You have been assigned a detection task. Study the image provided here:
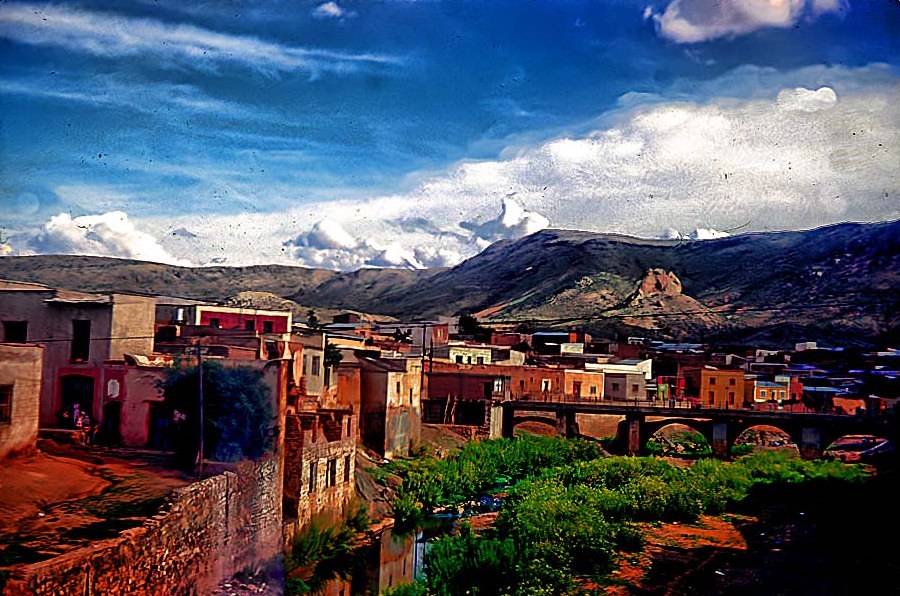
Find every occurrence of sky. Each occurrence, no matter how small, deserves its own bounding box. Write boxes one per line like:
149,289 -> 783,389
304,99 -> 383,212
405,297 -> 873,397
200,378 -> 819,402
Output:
1,0 -> 898,270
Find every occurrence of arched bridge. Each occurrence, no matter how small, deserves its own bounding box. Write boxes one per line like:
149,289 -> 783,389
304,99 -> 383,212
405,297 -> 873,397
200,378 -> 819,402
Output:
499,400 -> 897,459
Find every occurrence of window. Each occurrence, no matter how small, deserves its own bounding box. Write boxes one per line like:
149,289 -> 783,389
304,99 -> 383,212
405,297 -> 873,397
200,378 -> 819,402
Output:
493,378 -> 503,393
729,378 -> 736,386
476,356 -> 484,365
0,385 -> 12,424
455,355 -> 463,364
263,321 -> 273,333
728,391 -> 736,404
589,386 -> 597,395
244,320 -> 255,331
71,320 -> 91,361
328,459 -> 337,487
760,389 -> 767,398
519,380 -> 525,391
708,391 -> 715,404
3,321 -> 27,343
541,379 -> 551,392
308,461 -> 317,493
344,455 -> 351,483
611,382 -> 620,392
779,390 -> 786,400
631,384 -> 639,393
311,356 -> 321,376
409,388 -> 413,404
209,318 -> 220,328
709,377 -> 716,386
396,381 -> 401,396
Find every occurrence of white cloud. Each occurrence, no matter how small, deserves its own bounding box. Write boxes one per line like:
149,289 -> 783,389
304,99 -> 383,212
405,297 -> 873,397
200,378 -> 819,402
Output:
12,67 -> 897,272
461,196 -> 550,242
0,3 -> 400,76
312,2 -> 352,19
663,227 -> 732,240
776,86 -> 838,112
652,0 -> 847,43
29,212 -> 191,266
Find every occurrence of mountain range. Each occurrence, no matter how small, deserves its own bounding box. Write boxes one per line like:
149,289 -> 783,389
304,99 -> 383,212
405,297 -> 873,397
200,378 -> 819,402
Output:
2,219 -> 898,349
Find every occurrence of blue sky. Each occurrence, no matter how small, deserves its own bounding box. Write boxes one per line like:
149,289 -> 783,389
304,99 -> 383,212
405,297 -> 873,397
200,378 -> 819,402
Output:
1,0 -> 898,268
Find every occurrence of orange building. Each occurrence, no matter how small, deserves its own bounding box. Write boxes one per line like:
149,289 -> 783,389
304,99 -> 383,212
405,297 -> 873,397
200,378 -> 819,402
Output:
699,367 -> 747,408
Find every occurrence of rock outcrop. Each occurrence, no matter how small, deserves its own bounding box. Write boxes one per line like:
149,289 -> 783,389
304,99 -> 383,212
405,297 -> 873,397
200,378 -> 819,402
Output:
628,268 -> 683,305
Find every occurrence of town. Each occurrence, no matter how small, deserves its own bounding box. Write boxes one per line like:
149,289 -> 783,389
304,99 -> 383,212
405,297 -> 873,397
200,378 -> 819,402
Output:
1,278 -> 898,594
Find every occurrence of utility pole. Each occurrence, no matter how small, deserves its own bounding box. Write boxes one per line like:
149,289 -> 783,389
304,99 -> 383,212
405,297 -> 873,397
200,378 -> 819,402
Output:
196,340 -> 204,479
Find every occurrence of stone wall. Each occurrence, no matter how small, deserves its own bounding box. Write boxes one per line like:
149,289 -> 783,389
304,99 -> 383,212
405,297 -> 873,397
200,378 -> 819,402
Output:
3,457 -> 283,596
282,411 -> 357,552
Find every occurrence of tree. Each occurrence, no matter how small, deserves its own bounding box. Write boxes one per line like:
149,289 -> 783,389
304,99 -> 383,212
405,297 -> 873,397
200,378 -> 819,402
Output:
324,341 -> 344,368
162,360 -> 275,466
306,309 -> 322,330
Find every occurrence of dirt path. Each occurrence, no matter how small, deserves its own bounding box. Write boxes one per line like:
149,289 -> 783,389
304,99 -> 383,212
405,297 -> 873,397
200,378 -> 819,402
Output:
0,441 -> 193,569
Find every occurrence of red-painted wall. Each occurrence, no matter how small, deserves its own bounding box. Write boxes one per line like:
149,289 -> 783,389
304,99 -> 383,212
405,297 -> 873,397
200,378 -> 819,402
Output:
198,310 -> 289,333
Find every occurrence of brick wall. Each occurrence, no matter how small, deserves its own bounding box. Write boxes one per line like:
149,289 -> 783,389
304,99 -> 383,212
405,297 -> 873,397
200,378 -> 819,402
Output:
3,457 -> 283,596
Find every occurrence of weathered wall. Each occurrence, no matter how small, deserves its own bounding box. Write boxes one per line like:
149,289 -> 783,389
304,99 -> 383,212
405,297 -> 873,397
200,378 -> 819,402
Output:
0,344 -> 44,458
2,457 -> 283,596
109,295 -> 156,360
282,412 -> 357,538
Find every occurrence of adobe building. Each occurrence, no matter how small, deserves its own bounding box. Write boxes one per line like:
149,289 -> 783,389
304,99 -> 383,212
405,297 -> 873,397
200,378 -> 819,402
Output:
0,280 -> 155,431
0,343 -> 44,458
282,409 -> 357,530
356,353 -> 422,459
424,361 -> 511,430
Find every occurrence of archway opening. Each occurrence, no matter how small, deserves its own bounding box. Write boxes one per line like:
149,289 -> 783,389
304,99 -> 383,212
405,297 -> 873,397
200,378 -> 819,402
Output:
823,434 -> 894,464
732,425 -> 798,457
648,423 -> 711,459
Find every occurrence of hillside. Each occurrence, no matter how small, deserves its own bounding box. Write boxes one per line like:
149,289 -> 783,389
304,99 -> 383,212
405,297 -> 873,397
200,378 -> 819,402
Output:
2,220 -> 898,347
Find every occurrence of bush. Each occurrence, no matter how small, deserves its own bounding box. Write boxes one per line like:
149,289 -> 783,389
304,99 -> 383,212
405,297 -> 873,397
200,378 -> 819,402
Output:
162,360 -> 274,464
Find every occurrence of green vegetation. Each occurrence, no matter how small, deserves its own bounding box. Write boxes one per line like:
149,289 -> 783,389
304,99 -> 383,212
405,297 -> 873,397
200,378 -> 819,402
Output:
285,500 -> 370,595
383,436 -> 871,595
162,360 -> 275,465
385,434 -> 603,527
646,430 -> 712,458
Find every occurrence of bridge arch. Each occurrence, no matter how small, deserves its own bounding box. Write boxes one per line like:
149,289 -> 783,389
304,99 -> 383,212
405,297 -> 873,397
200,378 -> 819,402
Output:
512,414 -> 560,434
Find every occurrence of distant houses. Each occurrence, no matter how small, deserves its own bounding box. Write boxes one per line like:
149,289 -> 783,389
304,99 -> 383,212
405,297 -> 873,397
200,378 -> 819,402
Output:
2,277 -> 899,466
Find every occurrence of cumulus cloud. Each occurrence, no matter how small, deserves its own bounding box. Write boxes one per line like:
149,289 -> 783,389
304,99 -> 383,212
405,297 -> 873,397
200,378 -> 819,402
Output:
312,2 -> 353,19
461,196 -> 550,242
776,86 -> 838,112
662,227 -> 732,240
651,0 -> 847,43
284,197 -> 548,270
17,68 -> 895,272
29,212 -> 191,266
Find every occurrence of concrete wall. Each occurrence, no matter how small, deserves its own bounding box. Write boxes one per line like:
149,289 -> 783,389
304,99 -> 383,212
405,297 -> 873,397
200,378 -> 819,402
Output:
0,344 -> 44,458
2,458 -> 283,596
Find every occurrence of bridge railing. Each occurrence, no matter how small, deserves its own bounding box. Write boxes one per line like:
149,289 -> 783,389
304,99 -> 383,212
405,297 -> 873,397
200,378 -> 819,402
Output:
510,394 -> 826,414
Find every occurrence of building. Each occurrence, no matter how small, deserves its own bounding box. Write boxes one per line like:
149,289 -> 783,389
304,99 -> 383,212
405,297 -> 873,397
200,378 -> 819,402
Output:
424,361 -> 511,430
282,409 -> 357,528
0,343 -> 44,457
178,304 -> 292,334
1,280 -> 155,432
357,353 -> 422,459
697,367 -> 747,408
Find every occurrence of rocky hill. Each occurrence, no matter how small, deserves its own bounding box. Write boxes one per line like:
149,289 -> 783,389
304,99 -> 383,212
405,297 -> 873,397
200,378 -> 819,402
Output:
2,219 -> 898,348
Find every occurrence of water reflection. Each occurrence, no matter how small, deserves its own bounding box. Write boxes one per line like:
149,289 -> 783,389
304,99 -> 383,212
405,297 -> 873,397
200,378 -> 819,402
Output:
317,517 -> 452,596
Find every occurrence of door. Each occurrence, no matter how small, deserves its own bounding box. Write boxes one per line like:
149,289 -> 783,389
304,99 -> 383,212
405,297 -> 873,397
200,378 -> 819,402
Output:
572,381 -> 582,402
60,374 -> 94,428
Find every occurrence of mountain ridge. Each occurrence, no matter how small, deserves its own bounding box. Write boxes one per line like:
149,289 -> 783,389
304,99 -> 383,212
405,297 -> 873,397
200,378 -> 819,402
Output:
2,219 -> 898,348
